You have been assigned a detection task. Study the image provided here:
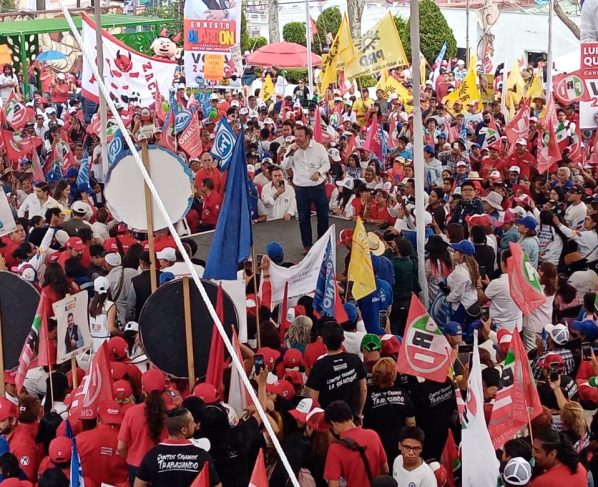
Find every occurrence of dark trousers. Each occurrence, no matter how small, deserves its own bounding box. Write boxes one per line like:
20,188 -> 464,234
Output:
128,465 -> 138,486
295,183 -> 329,249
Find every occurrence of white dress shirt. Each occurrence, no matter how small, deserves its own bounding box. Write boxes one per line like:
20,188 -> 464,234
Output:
17,193 -> 59,218
281,139 -> 330,187
260,181 -> 297,220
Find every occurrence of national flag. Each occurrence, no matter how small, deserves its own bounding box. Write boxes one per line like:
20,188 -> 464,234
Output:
313,239 -> 347,322
364,115 -> 382,160
462,332 -> 500,486
441,430 -> 460,487
568,124 -> 583,163
64,420 -> 85,487
481,117 -> 501,150
70,341 -> 113,414
31,150 -> 45,183
203,129 -> 253,280
536,96 -> 561,174
488,330 -> 542,448
227,326 -> 250,415
278,282 -> 290,345
396,294 -> 452,383
205,285 -> 226,392
261,74 -> 274,102
249,449 -> 268,487
190,462 -> 210,487
507,242 -> 546,315
313,110 -> 323,144
505,101 -> 530,147
433,41 -> 448,68
76,151 -> 91,194
347,217 -> 376,300
210,117 -> 236,171
16,290 -> 50,392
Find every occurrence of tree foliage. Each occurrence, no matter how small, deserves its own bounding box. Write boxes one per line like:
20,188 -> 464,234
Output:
314,7 -> 342,53
143,1 -> 182,36
283,22 -> 307,46
394,0 -> 457,63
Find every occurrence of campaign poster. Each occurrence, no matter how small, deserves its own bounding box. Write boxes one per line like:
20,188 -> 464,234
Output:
183,0 -> 243,88
580,42 -> 598,129
53,291 -> 92,363
0,188 -> 16,238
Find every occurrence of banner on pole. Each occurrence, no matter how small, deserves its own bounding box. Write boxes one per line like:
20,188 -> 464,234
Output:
580,42 -> 598,129
53,291 -> 92,364
0,188 -> 16,238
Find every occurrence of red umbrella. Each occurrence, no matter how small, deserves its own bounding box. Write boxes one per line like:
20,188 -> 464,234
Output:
246,42 -> 322,68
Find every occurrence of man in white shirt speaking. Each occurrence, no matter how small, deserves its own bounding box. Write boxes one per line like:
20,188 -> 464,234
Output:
282,125 -> 330,253
260,165 -> 297,221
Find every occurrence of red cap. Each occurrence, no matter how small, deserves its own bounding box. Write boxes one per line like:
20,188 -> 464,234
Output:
306,408 -> 329,432
116,223 -> 128,234
578,383 -> 598,403
4,370 -> 16,385
266,379 -> 295,400
542,353 -> 565,368
49,436 -> 72,463
338,229 -> 354,247
466,213 -> 493,227
103,238 -> 119,253
284,370 -> 304,386
193,383 -> 219,403
0,398 -> 17,421
107,337 -> 128,361
256,347 -> 281,368
97,400 -> 123,425
66,236 -> 85,251
289,397 -> 318,423
284,349 -> 303,368
142,368 -> 166,393
381,335 -> 401,357
113,379 -> 133,399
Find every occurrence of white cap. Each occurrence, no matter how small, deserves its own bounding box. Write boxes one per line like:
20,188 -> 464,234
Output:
239,107 -> 249,115
388,93 -> 398,101
231,100 -> 240,107
124,321 -> 139,333
328,148 -> 341,162
210,93 -> 220,101
71,200 -> 89,216
503,457 -> 532,486
247,164 -> 255,174
156,247 -> 177,262
544,323 -> 570,345
457,59 -> 465,66
56,73 -> 65,80
105,252 -> 122,267
55,229 -> 69,246
489,170 -> 502,180
94,276 -> 110,294
335,177 -> 354,190
45,107 -> 56,114
509,165 -> 521,173
342,115 -> 353,123
264,117 -> 274,125
344,100 -> 353,107
248,110 -> 259,118
515,137 -> 527,145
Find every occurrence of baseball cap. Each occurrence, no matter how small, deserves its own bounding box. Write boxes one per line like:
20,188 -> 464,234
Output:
571,319 -> 598,341
66,237 -> 85,251
156,247 -> 177,262
4,370 -> 16,386
94,276 -> 110,295
306,407 -> 329,432
516,216 -> 537,231
508,165 -> 521,174
503,457 -> 532,485
541,352 -> 565,368
71,200 -> 88,215
381,334 -> 401,357
266,241 -> 284,265
113,379 -> 132,399
544,323 -> 570,345
444,321 -> 462,336
515,138 -> 527,146
107,336 -> 128,361
105,252 -> 122,267
49,436 -> 72,463
209,93 -> 219,101
142,368 -> 166,394
328,148 -> 342,162
266,379 -> 295,400
256,347 -> 281,368
0,398 -> 17,421
568,184 -> 585,195
338,228 -> 354,247
450,239 -> 475,256
342,302 -> 358,323
424,145 -> 435,154
289,397 -> 318,423
284,370 -> 304,386
336,177 -> 354,191
97,400 -> 123,425
124,321 -> 139,333
361,334 -> 382,352
193,382 -> 219,403
283,349 -> 303,368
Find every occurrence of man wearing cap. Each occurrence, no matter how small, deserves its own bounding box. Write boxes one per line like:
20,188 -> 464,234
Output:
62,201 -> 92,236
38,436 -> 73,478
260,165 -> 296,221
77,400 -> 128,486
532,324 -> 575,380
7,395 -> 43,481
497,138 -> 536,180
17,182 -> 59,219
282,125 -> 330,253
58,236 -> 89,270
135,406 -> 221,487
50,72 -> 69,117
564,184 -> 588,232
105,251 -> 139,327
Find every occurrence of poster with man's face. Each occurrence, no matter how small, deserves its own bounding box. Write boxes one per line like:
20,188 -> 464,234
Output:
53,291 -> 91,363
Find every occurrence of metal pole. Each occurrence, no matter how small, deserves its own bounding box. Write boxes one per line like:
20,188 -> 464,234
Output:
546,0 -> 554,96
305,0 -> 314,98
410,0 -> 428,306
465,0 -> 470,67
94,1 -> 109,177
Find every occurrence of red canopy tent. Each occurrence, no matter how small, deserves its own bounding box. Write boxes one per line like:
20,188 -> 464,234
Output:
246,42 -> 322,68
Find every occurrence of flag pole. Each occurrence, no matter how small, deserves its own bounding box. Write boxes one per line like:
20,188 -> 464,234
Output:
94,1 -> 109,178
546,0 -> 554,93
252,248 -> 262,348
140,140 -> 158,293
70,356 -> 78,389
183,277 -> 196,392
410,0 -> 429,306
305,0 -> 314,98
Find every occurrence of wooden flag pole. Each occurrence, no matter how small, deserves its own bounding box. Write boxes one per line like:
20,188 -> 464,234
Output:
183,277 -> 196,392
140,140 -> 158,294
251,248 -> 261,349
70,356 -> 78,389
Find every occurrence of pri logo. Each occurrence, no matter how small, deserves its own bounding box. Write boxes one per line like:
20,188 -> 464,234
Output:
404,313 -> 451,375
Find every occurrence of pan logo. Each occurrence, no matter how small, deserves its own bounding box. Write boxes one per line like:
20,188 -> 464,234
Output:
214,128 -> 234,161
108,134 -> 124,167
175,111 -> 192,134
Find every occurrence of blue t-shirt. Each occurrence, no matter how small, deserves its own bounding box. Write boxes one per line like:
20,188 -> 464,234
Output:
358,278 -> 393,334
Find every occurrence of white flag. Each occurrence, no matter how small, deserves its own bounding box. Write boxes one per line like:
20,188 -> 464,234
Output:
0,188 -> 16,238
462,331 -> 500,487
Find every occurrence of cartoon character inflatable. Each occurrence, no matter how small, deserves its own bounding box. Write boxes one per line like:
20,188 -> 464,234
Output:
151,29 -> 181,61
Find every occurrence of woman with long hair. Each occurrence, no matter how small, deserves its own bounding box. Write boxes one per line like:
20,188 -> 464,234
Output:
522,261 -> 558,351
52,180 -> 71,211
89,276 -> 121,352
345,153 -> 361,179
329,179 -> 356,218
285,316 -> 313,353
445,240 -> 480,323
425,235 -> 453,304
561,401 -> 590,453
117,369 -> 168,485
42,262 -> 77,302
538,210 -> 566,266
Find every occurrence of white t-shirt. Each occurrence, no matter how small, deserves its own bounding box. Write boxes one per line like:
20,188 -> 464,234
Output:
484,274 -> 523,332
564,202 -> 588,231
0,73 -> 17,102
392,456 -> 438,486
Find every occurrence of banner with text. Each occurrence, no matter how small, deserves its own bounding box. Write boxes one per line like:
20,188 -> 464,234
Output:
183,0 -> 242,88
580,42 -> 598,129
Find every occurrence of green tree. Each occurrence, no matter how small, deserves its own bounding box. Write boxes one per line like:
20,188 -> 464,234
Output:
394,0 -> 456,63
283,22 -> 307,46
143,1 -> 182,35
314,7 -> 342,53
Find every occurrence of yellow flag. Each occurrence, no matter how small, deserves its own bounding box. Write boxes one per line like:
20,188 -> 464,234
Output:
347,217 -> 376,300
526,73 -> 543,100
507,60 -> 525,107
376,70 -> 413,113
261,74 -> 274,101
419,51 -> 427,84
344,11 -> 409,79
320,14 -> 353,93
442,58 -> 481,110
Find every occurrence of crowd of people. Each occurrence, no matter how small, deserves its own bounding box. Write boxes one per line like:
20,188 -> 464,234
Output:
0,43 -> 597,487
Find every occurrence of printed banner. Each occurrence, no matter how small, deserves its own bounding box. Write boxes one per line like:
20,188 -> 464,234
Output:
52,291 -> 92,363
80,14 -> 176,107
580,42 -> 598,128
184,0 -> 242,88
0,187 -> 16,238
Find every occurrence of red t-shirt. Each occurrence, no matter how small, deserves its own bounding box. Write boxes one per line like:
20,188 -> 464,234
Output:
0,236 -> 21,270
77,424 -> 128,486
194,168 -> 223,194
324,427 -> 388,487
9,422 -> 42,481
201,191 -> 222,228
51,82 -> 69,103
530,463 -> 587,486
369,204 -> 395,225
303,338 -> 327,372
37,456 -> 70,479
117,403 -> 167,467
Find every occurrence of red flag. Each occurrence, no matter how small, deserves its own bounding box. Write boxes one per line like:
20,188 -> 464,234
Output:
249,449 -> 268,487
488,330 -> 542,448
227,326 -> 250,414
2,131 -> 23,164
278,282 -> 290,345
37,294 -> 55,367
364,116 -> 382,160
568,124 -> 583,163
440,430 -> 460,487
154,88 -> 165,124
205,286 -> 226,391
507,242 -> 546,315
396,294 -> 452,383
343,133 -> 355,159
333,279 -> 349,323
505,101 -> 530,147
387,117 -> 398,149
4,93 -> 34,130
448,125 -> 460,143
190,462 -> 210,487
536,97 -> 561,174
70,341 -> 113,414
31,150 -> 45,182
158,117 -> 177,153
309,16 -> 318,42
313,110 -> 323,144
179,111 -> 203,158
